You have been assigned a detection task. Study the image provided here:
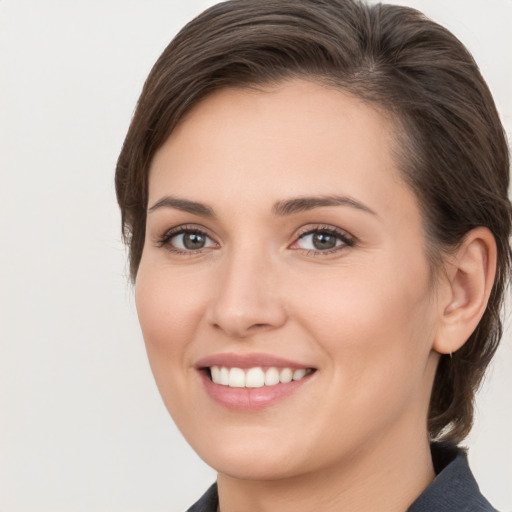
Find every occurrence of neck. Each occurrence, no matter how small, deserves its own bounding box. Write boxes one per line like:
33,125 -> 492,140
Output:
217,431 -> 435,512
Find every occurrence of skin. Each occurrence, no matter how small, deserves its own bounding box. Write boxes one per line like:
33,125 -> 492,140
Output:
135,80 -> 496,512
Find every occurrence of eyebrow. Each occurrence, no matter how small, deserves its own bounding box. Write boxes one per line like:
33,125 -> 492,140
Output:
148,196 -> 215,217
272,195 -> 376,216
147,194 -> 376,218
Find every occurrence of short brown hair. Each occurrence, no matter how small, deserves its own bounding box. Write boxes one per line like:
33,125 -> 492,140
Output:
116,0 -> 511,443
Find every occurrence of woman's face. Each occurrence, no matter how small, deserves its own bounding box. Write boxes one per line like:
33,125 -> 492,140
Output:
136,80 -> 442,480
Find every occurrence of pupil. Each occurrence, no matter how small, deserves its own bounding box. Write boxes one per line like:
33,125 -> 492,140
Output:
184,232 -> 205,249
313,232 -> 336,250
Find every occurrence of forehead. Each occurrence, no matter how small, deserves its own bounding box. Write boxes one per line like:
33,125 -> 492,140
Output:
148,79 -> 413,219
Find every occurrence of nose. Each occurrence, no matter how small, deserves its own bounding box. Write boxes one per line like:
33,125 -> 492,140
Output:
207,247 -> 287,339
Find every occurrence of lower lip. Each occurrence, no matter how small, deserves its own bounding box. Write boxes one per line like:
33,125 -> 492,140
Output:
199,371 -> 313,411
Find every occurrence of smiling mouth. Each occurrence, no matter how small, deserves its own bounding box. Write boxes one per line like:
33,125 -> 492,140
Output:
206,366 -> 315,388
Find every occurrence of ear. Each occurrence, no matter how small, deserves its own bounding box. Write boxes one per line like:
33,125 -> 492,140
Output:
433,227 -> 497,355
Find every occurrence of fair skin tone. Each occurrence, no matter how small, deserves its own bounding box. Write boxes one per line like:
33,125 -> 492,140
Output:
135,80 -> 496,512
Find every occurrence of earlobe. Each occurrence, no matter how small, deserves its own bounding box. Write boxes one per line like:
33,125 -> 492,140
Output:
433,227 -> 497,355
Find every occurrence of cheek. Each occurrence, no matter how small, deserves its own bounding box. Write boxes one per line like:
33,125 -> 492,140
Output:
135,261 -> 204,345
289,254 -> 436,401
134,264 -> 207,397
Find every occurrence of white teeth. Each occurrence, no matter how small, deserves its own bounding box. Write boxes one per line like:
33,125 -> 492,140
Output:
228,367 -> 245,388
293,369 -> 307,381
209,366 -> 311,388
211,366 -> 221,383
245,367 -> 265,388
264,367 -> 280,386
279,368 -> 293,383
219,367 -> 230,385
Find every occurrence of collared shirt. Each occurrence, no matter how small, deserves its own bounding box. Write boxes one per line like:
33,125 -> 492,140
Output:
186,443 -> 498,512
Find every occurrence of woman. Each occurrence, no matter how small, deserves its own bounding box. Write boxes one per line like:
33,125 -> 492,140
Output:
116,1 -> 510,510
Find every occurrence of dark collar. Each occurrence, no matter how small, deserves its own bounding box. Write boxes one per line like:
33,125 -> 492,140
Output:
187,443 -> 497,512
186,482 -> 218,512
407,443 -> 497,511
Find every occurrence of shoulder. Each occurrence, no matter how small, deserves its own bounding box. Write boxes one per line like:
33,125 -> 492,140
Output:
408,443 -> 499,512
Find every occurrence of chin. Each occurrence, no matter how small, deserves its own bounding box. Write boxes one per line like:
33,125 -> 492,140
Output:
203,449 -> 302,481
183,423 -> 311,481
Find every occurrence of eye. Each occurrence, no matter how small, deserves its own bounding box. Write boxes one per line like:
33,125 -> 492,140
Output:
291,226 -> 355,253
157,226 -> 218,253
172,231 -> 215,250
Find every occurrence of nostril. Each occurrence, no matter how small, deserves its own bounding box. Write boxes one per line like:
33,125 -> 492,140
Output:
207,292 -> 288,338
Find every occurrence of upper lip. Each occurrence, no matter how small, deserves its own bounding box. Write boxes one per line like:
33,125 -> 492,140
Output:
195,352 -> 315,370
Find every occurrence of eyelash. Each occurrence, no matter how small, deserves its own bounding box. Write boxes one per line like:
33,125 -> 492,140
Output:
156,224 -> 356,256
156,225 -> 218,255
293,225 -> 355,255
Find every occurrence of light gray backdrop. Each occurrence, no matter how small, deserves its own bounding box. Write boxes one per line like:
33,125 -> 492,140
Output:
0,1 -> 510,511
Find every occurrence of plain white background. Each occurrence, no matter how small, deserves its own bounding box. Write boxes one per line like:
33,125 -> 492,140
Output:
0,1 -> 510,511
